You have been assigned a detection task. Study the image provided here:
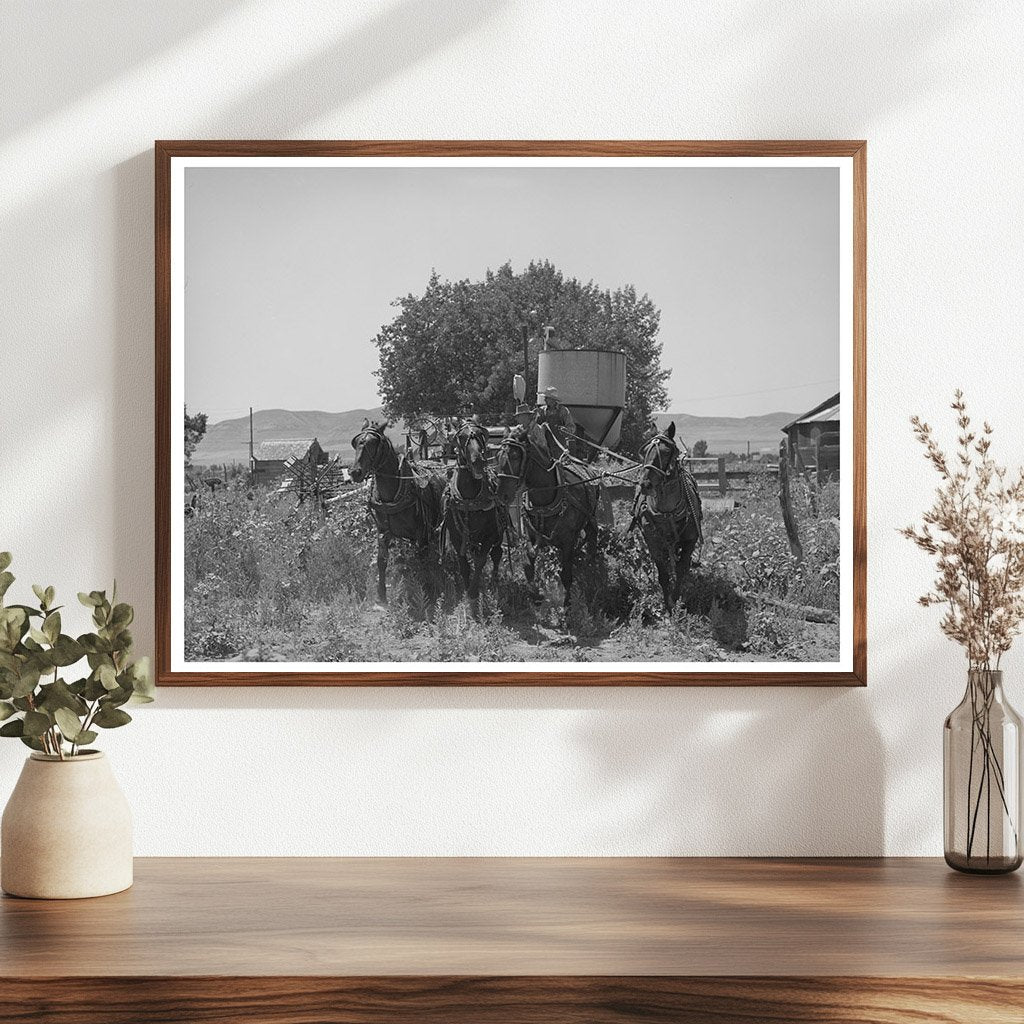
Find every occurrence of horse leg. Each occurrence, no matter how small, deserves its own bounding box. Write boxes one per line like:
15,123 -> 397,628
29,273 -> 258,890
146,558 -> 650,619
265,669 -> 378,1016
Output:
489,541 -> 503,589
584,516 -> 598,560
375,534 -> 391,608
645,527 -> 675,613
468,548 -> 489,620
673,526 -> 698,606
560,541 -> 575,608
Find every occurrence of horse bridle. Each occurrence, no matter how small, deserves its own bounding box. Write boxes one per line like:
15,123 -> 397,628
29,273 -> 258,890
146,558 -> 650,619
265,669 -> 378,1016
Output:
455,422 -> 489,469
353,425 -> 393,477
640,433 -> 681,482
496,430 -> 555,486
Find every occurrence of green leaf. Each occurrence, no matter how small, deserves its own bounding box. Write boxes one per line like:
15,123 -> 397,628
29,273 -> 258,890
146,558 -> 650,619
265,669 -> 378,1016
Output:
0,552 -> 11,573
6,604 -> 42,618
105,684 -> 133,708
28,627 -> 49,647
110,603 -> 133,629
32,584 -> 47,608
0,701 -> 16,721
42,611 -> 60,644
83,675 -> 108,701
127,657 -> 154,699
74,730 -> 98,747
49,635 -> 85,668
19,734 -> 45,752
11,666 -> 41,699
0,719 -> 24,737
78,633 -> 112,655
44,586 -> 55,608
36,678 -> 88,716
78,592 -> 100,608
0,606 -> 26,651
22,710 -> 51,738
0,572 -> 14,601
93,705 -> 131,729
53,707 -> 85,742
98,663 -> 118,690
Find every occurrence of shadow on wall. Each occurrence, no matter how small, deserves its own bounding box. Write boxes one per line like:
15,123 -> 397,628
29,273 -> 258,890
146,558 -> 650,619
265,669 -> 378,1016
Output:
573,687 -> 884,855
0,1 -> 243,138
147,681 -> 885,856
101,0 -> 508,659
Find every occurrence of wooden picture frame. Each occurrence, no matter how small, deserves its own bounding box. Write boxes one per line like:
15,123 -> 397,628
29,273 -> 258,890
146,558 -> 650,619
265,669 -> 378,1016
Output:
156,140 -> 866,686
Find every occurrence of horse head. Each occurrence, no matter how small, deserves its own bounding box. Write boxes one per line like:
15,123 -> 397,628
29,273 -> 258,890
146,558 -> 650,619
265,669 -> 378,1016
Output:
495,423 -> 552,504
639,420 -> 680,496
456,420 -> 489,481
349,420 -> 392,483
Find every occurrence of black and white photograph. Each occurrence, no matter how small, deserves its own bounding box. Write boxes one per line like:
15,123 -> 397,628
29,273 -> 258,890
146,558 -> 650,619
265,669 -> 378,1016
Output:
163,147 -> 860,681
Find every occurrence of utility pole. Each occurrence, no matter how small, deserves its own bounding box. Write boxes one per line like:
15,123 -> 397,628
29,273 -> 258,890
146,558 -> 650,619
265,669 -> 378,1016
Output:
249,407 -> 254,482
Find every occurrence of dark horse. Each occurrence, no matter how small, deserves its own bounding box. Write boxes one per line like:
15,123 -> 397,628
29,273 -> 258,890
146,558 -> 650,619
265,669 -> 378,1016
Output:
440,421 -> 506,617
350,421 -> 443,607
494,421 -> 600,606
633,421 -> 703,612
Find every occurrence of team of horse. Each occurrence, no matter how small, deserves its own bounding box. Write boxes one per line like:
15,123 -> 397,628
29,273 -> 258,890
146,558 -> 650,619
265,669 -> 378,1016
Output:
350,415 -> 703,615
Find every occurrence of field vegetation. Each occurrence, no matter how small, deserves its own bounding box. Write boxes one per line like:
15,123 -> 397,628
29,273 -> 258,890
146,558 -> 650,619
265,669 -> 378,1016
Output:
183,468 -> 840,665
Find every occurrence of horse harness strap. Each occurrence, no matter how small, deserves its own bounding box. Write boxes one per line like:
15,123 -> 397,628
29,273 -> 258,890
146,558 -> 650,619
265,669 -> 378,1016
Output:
444,474 -> 497,513
368,459 -> 433,546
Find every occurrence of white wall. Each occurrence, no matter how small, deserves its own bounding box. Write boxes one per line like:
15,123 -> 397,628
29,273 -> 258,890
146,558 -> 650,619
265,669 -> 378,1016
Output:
2,0 -> 1022,855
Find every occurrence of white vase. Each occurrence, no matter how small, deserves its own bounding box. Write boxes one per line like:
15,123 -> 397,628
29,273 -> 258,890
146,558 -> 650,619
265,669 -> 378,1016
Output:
1,751 -> 133,899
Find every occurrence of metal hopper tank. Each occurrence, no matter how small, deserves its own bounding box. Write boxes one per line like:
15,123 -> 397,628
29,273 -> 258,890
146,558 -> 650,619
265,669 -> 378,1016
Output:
536,348 -> 627,449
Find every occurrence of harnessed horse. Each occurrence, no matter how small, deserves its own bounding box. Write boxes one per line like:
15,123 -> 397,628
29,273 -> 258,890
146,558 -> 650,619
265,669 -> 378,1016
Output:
440,421 -> 506,617
350,421 -> 442,607
632,421 -> 703,612
494,422 -> 600,606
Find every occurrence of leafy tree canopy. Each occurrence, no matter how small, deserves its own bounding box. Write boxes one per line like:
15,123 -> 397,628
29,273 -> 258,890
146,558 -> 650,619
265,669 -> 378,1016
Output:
373,261 -> 669,455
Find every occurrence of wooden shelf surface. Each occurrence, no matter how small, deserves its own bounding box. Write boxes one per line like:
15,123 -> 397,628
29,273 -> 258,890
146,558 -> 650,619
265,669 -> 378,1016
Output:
2,857 -> 1022,1022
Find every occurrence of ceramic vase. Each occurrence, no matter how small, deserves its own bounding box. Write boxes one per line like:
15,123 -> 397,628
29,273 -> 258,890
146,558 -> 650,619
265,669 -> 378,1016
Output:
1,751 -> 133,898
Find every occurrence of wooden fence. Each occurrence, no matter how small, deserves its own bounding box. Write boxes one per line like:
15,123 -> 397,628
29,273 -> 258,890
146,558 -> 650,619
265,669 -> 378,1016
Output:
686,457 -> 777,495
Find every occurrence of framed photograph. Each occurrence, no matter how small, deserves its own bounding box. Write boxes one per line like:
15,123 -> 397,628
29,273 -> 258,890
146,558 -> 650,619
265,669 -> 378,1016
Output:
156,141 -> 865,686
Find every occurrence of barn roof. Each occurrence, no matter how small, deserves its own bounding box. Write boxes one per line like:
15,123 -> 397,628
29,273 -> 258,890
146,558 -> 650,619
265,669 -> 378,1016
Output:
253,438 -> 319,462
783,393 -> 840,432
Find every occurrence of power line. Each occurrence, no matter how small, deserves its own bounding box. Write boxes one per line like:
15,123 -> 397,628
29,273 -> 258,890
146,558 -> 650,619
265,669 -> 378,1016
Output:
672,377 -> 839,404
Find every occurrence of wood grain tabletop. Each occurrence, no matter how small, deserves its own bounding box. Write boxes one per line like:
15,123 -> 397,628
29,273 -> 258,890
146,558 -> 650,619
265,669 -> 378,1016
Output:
2,857 -> 1022,1022
1,856 -> 1021,976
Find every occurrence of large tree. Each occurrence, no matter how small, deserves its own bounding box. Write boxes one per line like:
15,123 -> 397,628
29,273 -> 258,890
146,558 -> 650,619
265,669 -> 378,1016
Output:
373,261 -> 669,454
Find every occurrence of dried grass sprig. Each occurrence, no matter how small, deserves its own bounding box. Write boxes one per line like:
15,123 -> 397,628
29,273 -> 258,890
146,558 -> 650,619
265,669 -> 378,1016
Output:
903,390 -> 1024,670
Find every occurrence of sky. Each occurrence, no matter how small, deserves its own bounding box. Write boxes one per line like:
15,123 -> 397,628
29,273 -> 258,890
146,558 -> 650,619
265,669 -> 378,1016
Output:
184,164 -> 839,423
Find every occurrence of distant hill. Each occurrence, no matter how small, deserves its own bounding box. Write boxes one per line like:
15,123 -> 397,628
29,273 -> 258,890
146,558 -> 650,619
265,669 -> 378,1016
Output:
191,408 -> 402,466
653,411 -> 795,455
192,407 -> 796,465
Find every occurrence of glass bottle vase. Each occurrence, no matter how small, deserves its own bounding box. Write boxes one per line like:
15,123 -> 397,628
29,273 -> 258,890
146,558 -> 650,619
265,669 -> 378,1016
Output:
944,669 -> 1022,873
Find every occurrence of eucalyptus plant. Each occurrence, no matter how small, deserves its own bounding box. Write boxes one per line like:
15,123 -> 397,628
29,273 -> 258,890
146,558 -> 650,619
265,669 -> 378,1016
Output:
0,552 -> 153,759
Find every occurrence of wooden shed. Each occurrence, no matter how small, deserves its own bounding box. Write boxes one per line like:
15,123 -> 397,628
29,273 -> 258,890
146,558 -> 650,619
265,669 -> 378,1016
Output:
250,438 -> 327,487
781,393 -> 840,485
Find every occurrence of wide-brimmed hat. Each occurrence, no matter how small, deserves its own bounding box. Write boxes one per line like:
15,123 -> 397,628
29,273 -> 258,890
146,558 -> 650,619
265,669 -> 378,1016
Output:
542,386 -> 559,401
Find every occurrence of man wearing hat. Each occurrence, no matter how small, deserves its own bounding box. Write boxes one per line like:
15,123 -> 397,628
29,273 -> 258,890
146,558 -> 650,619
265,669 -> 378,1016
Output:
538,386 -> 575,451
